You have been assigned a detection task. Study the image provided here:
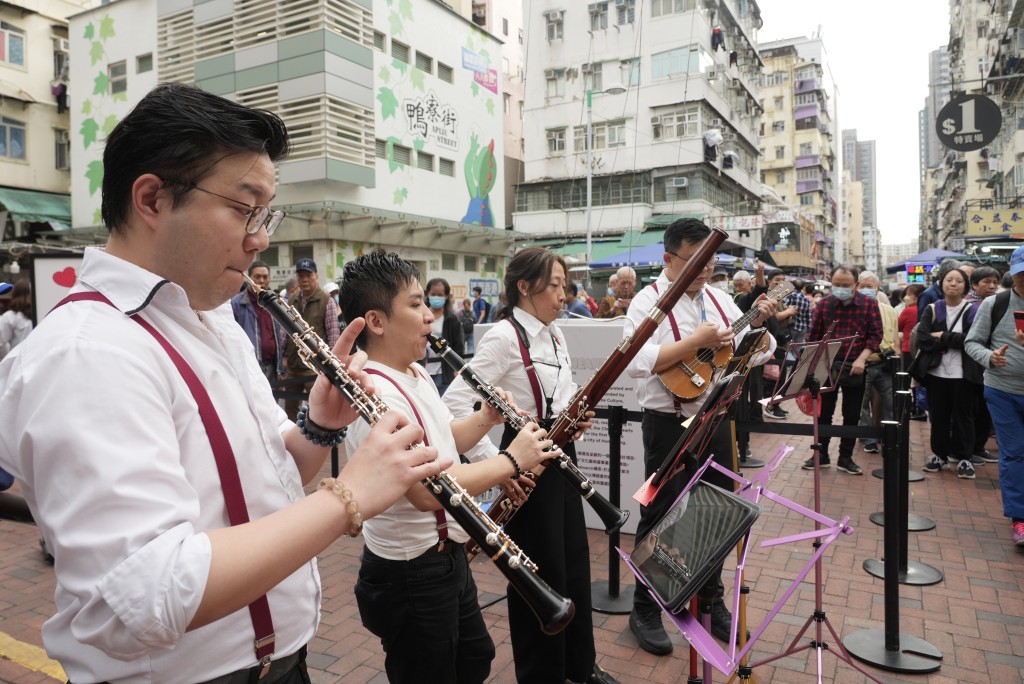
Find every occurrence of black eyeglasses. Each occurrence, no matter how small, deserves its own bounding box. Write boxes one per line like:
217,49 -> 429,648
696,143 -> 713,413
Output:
182,184 -> 285,236
667,252 -> 719,270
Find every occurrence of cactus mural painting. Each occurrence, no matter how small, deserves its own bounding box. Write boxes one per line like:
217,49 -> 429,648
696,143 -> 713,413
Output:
461,135 -> 496,227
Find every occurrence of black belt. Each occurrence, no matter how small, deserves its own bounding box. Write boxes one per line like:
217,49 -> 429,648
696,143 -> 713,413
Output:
642,407 -> 685,420
416,538 -> 460,558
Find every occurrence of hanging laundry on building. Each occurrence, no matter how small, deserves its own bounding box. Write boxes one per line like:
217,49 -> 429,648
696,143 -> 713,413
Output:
711,26 -> 727,52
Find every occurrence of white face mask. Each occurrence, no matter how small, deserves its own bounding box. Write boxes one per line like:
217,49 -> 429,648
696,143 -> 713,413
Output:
710,280 -> 730,293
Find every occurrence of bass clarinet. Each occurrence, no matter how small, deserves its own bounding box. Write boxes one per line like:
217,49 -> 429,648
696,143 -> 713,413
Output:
447,228 -> 728,545
245,276 -> 575,636
426,335 -> 629,556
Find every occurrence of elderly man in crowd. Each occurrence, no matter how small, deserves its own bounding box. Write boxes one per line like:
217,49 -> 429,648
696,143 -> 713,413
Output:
855,271 -> 898,455
732,269 -> 752,303
598,266 -> 637,318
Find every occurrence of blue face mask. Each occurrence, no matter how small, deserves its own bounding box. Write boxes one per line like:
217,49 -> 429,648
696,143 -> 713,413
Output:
859,288 -> 877,299
831,286 -> 854,302
428,296 -> 446,309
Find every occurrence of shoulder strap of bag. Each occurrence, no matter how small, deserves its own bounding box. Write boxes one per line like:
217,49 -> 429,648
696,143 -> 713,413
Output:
52,292 -> 277,670
986,289 -> 1012,347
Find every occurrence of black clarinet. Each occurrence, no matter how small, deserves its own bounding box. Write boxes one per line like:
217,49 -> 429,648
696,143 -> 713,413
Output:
247,277 -> 574,635
427,335 -> 629,557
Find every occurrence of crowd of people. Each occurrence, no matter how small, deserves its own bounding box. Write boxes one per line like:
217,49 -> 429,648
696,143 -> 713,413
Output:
0,84 -> 1022,684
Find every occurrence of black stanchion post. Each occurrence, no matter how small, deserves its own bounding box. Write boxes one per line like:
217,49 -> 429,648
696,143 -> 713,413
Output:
592,404 -> 635,614
331,445 -> 340,478
845,422 -> 942,673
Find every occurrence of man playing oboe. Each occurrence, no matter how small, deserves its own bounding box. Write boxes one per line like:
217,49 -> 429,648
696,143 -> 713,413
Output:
625,218 -> 777,653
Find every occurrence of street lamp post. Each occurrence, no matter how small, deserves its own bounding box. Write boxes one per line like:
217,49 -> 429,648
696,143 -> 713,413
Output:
585,84 -> 626,291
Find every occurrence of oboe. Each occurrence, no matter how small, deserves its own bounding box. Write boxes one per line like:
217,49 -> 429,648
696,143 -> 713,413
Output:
246,276 -> 575,635
427,334 -> 629,560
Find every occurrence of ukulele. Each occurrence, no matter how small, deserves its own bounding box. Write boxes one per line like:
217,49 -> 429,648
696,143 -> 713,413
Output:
658,281 -> 796,400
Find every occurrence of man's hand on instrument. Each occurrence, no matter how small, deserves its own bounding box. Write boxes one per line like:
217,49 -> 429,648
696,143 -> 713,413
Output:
751,295 -> 779,327
342,410 -> 448,520
571,410 -> 597,441
508,421 -> 557,472
307,318 -> 374,430
691,321 -> 734,348
478,386 -> 515,426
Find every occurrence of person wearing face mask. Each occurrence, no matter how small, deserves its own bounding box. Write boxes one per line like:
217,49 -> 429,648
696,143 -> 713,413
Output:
803,265 -> 883,475
897,284 -> 928,421
422,277 -> 465,395
854,271 -> 898,455
708,265 -> 731,294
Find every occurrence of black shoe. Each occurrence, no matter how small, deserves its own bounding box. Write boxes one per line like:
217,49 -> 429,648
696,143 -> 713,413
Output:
763,406 -> 787,420
701,600 -> 750,644
863,443 -> 879,454
39,537 -> 54,565
836,457 -> 863,475
977,450 -> 999,463
802,456 -> 830,470
629,608 -> 673,655
585,664 -> 621,684
909,411 -> 928,422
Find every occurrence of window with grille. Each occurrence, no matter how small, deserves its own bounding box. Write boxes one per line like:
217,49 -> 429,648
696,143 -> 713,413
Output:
773,96 -> 784,108
775,171 -> 785,183
799,142 -> 813,155
775,145 -> 785,159
375,139 -> 387,158
772,121 -> 785,132
441,253 -> 457,270
55,129 -> 69,170
109,61 -> 127,95
464,255 -> 478,271
589,3 -> 608,30
617,0 -> 635,24
415,51 -> 433,73
417,151 -> 434,171
547,128 -> 566,154
438,62 -> 454,83
546,11 -> 564,40
620,58 -> 640,87
652,0 -> 691,17
392,40 -> 409,64
484,256 -> 497,272
584,64 -> 603,92
652,106 -> 698,140
440,157 -> 455,176
373,31 -> 385,51
545,69 -> 566,97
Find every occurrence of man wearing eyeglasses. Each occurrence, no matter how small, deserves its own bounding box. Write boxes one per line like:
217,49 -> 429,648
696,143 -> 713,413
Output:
624,218 -> 777,654
281,258 -> 341,420
0,83 -> 450,683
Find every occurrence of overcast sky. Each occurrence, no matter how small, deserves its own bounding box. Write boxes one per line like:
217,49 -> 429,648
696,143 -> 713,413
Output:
757,1 -> 951,246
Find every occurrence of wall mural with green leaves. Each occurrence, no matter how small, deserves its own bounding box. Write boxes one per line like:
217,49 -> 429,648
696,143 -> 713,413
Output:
79,14 -> 124,226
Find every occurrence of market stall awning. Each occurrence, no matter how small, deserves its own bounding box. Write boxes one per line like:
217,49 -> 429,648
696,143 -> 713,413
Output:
885,247 -> 964,274
0,187 -> 71,225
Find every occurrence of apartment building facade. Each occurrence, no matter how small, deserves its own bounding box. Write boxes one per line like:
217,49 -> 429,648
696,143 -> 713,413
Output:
68,0 -> 513,296
758,36 -> 839,275
842,129 -> 881,272
514,0 -> 767,264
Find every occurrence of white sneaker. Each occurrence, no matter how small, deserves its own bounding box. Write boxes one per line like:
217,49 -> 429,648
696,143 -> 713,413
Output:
922,455 -> 947,473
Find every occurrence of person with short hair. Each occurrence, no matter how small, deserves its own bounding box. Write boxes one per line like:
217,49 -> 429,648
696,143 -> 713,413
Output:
597,266 -> 636,318
231,260 -> 283,381
965,266 -> 1001,464
563,282 -> 593,318
0,82 -> 451,684
472,285 -> 490,323
708,265 -> 731,293
803,265 -> 883,475
338,250 -> 553,684
423,277 -> 465,394
854,270 -> 898,455
732,269 -> 752,301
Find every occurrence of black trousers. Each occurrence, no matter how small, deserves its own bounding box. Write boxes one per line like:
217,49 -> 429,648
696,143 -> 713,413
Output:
354,545 -> 494,684
817,380 -> 866,461
925,375 -> 975,461
972,382 -> 992,454
501,429 -> 595,684
633,412 -> 734,614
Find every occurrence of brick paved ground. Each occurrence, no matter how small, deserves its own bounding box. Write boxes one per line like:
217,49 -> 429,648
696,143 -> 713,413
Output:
1,408 -> 1022,683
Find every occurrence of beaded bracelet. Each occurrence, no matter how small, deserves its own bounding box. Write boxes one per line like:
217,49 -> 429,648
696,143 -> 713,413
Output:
296,406 -> 346,447
318,477 -> 363,537
499,449 -> 522,480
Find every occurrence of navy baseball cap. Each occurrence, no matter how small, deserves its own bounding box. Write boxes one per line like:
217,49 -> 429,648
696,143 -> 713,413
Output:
1010,244 -> 1024,276
0,282 -> 11,295
295,258 -> 317,273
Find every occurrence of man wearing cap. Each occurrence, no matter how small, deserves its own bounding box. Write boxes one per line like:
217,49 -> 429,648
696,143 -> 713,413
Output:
708,265 -> 731,294
965,244 -> 1024,546
281,258 -> 340,420
231,260 -> 282,382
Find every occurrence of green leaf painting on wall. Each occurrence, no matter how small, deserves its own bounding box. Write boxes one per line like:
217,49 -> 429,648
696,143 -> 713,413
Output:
409,67 -> 425,92
398,0 -> 413,20
80,119 -> 99,150
377,87 -> 398,120
83,22 -> 94,40
99,15 -> 115,40
85,161 -> 104,196
101,115 -> 119,135
92,72 -> 108,95
388,12 -> 403,36
78,14 -> 122,219
89,41 -> 104,65
393,188 -> 408,205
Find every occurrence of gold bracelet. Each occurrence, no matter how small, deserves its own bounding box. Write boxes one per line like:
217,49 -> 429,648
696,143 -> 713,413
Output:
318,477 -> 363,537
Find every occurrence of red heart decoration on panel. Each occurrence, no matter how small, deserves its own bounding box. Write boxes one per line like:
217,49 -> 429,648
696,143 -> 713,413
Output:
53,267 -> 77,288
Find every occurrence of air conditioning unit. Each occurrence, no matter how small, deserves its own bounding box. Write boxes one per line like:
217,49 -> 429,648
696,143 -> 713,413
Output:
708,117 -> 721,127
650,115 -> 662,126
732,78 -> 741,88
672,177 -> 689,188
615,0 -> 626,6
544,68 -> 557,79
544,10 -> 562,20
54,38 -> 70,52
581,62 -> 593,73
588,3 -> 602,14
706,69 -> 717,80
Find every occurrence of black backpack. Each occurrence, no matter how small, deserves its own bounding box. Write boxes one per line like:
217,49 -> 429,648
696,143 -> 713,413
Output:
460,309 -> 475,335
984,289 -> 1012,347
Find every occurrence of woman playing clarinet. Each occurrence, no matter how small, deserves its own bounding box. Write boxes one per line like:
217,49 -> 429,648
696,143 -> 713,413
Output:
443,248 -> 618,684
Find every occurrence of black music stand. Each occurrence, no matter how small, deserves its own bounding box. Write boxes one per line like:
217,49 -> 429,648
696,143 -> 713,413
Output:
752,330 -> 885,684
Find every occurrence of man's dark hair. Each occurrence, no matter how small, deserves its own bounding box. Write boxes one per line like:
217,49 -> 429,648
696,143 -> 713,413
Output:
426,277 -> 451,302
339,249 -> 420,348
102,83 -> 290,235
248,260 -> 269,276
664,218 -> 711,254
792,278 -> 805,291
1002,271 -> 1015,289
7,279 -> 30,316
970,266 -> 1000,286
766,269 -> 785,282
831,264 -> 858,281
473,286 -> 482,295
567,282 -> 579,297
803,282 -> 816,295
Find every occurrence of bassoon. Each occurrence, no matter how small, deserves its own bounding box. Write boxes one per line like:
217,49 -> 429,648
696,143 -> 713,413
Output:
446,228 -> 727,555
245,276 -> 575,635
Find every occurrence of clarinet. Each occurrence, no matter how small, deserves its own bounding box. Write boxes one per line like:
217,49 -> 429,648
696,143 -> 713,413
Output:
427,335 -> 629,558
246,276 -> 575,636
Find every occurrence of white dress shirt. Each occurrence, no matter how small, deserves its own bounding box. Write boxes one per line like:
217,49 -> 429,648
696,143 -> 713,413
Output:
0,248 -> 318,683
625,270 -> 776,417
344,361 -> 469,560
443,307 -> 577,461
